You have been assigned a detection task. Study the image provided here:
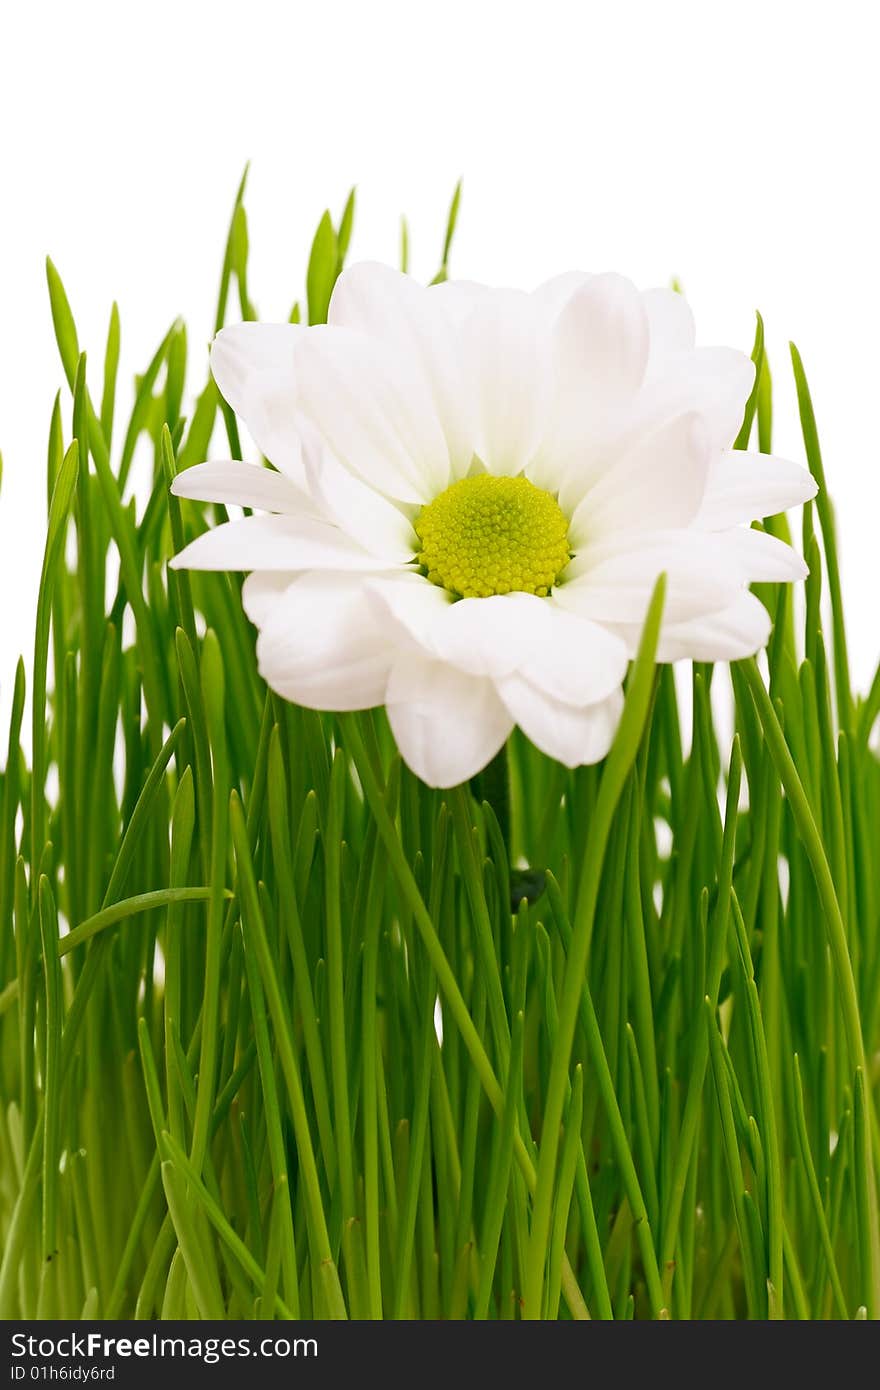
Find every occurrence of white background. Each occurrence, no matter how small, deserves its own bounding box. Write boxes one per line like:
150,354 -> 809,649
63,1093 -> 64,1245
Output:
2,0 -> 878,731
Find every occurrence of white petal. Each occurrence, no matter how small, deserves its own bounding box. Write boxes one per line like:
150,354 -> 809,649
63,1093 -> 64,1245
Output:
557,529 -> 742,624
211,323 -> 309,485
301,432 -> 417,562
643,287 -> 696,365
426,279 -> 490,327
637,347 -> 755,451
367,588 -> 629,714
532,274 -> 649,492
552,273 -> 649,410
722,526 -> 809,582
423,593 -> 628,707
364,574 -> 453,653
557,348 -> 755,517
170,459 -> 316,515
497,677 -> 623,767
530,270 -> 594,319
696,449 -> 817,529
291,324 -> 451,503
521,604 -> 629,706
462,289 -> 550,476
653,590 -> 772,662
385,653 -> 513,787
426,593 -> 558,678
169,514 -> 391,572
570,410 -> 710,542
330,263 -> 475,478
255,572 -> 394,711
595,589 -> 773,663
241,572 -> 297,627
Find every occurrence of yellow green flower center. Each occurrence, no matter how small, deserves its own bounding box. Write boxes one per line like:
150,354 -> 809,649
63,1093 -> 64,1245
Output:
414,474 -> 571,599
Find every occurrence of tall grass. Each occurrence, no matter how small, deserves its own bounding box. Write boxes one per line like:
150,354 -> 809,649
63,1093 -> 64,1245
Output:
1,175 -> 879,1320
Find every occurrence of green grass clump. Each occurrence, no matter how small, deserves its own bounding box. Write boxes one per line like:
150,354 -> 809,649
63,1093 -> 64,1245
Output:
2,174 -> 879,1320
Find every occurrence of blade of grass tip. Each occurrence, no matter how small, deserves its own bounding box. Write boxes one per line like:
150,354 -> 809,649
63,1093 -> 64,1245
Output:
307,211 -> 340,326
31,442 -> 79,889
161,1133 -> 296,1319
399,216 -> 410,274
116,319 -> 179,491
111,1027 -> 259,1320
625,1023 -> 660,1232
741,657 -> 880,1314
214,163 -> 250,335
757,350 -> 773,454
88,443 -> 167,749
161,429 -> 198,653
99,301 -> 120,449
159,1249 -> 187,1320
210,166 -> 250,457
856,656 -> 880,745
46,390 -> 63,509
337,187 -> 356,268
174,629 -> 213,872
43,264 -> 166,743
231,202 -> 254,321
451,787 -> 510,1064
733,311 -> 765,451
159,1163 -> 227,1320
430,178 -> 462,283
138,1020 -> 231,1319
790,343 -> 852,732
523,576 -> 666,1320
165,323 -> 189,427
45,257 -> 80,390
177,376 -> 220,474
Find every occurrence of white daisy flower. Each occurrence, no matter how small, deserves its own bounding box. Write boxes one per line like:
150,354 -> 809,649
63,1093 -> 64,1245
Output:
170,263 -> 816,788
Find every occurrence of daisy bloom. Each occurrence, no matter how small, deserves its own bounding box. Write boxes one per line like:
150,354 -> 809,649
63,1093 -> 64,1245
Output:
170,264 -> 817,788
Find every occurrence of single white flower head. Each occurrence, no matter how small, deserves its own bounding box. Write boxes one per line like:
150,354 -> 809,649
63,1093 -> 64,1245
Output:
171,263 -> 816,787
